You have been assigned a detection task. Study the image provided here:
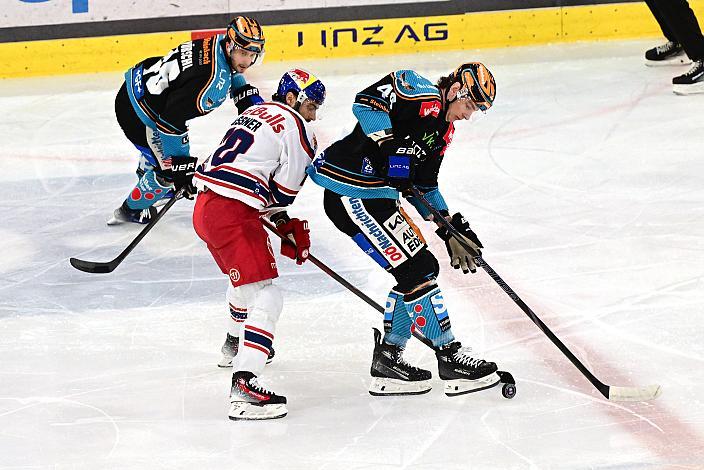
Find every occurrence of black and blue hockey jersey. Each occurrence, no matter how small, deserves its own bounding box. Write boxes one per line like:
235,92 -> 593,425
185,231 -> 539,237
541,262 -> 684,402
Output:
124,34 -> 247,159
307,69 -> 455,216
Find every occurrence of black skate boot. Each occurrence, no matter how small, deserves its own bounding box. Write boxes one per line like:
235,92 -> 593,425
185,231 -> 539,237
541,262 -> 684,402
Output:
645,41 -> 691,66
436,341 -> 500,397
369,328 -> 432,396
673,60 -> 704,95
217,333 -> 275,368
229,371 -> 287,420
106,201 -> 157,225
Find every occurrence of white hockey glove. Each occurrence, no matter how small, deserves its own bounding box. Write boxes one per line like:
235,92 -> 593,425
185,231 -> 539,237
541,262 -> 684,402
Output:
435,212 -> 483,274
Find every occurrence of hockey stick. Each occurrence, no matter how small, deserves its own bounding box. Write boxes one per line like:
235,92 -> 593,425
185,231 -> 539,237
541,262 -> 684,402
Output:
409,187 -> 661,402
70,190 -> 184,274
261,218 -> 436,350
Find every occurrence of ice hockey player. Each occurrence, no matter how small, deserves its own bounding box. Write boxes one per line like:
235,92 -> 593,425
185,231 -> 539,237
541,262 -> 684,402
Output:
307,63 -> 501,397
109,16 -> 267,225
192,69 -> 325,420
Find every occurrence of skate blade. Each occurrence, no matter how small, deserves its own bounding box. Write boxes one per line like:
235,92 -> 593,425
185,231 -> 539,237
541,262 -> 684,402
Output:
645,57 -> 692,67
443,372 -> 501,397
106,215 -> 123,226
673,82 -> 704,95
217,357 -> 233,368
369,377 -> 432,396
217,356 -> 273,368
228,402 -> 287,420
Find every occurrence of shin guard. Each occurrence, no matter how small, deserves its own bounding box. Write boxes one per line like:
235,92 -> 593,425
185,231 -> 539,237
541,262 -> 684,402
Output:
404,285 -> 455,347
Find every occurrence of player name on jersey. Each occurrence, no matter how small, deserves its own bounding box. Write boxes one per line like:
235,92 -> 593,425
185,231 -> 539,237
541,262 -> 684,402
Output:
232,115 -> 263,133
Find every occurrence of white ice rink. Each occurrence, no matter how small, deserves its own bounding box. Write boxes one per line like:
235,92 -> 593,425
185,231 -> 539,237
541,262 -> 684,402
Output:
1,40 -> 703,469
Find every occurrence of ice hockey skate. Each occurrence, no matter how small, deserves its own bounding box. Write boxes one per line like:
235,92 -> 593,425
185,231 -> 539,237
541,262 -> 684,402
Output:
673,60 -> 704,95
644,41 -> 691,66
217,333 -> 275,368
106,201 -> 157,225
435,341 -> 504,397
369,328 -> 432,396
228,371 -> 287,420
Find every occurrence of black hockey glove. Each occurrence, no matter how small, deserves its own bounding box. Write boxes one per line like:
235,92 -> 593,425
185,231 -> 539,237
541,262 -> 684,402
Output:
231,84 -> 264,114
169,156 -> 198,200
436,212 -> 484,274
380,136 -> 430,192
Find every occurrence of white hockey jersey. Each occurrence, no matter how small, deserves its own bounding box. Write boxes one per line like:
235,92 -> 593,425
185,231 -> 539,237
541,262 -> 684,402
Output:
194,102 -> 317,209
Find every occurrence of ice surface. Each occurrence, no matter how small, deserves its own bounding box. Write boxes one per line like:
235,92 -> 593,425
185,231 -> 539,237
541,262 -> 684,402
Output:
1,40 -> 703,469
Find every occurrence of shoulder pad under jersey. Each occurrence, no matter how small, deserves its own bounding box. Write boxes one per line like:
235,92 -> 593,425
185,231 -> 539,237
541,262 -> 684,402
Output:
391,70 -> 441,100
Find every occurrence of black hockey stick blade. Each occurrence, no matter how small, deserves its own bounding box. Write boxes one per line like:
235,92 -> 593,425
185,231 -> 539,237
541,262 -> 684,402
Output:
409,187 -> 662,401
69,191 -> 183,274
261,218 -> 437,350
69,257 -> 117,274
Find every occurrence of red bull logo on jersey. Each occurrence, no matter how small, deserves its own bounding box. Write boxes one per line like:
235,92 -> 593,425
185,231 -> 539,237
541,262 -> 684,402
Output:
241,106 -> 286,133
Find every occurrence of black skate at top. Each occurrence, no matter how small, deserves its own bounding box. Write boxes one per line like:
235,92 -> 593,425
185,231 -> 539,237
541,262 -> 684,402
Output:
370,328 -> 431,382
645,41 -> 683,61
436,341 -> 498,381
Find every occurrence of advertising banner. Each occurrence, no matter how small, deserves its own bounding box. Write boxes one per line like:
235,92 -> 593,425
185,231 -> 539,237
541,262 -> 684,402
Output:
1,0 -> 440,28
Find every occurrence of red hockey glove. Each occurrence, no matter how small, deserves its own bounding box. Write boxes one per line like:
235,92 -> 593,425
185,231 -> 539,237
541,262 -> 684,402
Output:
276,218 -> 311,265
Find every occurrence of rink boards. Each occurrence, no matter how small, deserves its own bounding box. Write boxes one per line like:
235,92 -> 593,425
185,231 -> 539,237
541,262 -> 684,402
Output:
1,1 -> 704,78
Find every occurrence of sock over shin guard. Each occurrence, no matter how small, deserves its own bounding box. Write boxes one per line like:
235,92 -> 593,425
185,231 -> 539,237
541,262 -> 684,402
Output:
232,281 -> 283,376
383,289 -> 413,348
226,282 -> 248,337
125,169 -> 173,210
404,284 -> 455,347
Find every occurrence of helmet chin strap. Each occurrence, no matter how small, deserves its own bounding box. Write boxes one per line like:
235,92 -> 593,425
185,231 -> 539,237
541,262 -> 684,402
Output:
293,91 -> 308,111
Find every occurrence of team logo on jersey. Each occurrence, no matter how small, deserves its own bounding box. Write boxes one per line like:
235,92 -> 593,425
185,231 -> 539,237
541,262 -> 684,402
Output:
419,100 -> 441,117
398,72 -> 415,91
361,157 -> 375,175
132,65 -> 145,100
241,106 -> 286,133
229,268 -> 241,284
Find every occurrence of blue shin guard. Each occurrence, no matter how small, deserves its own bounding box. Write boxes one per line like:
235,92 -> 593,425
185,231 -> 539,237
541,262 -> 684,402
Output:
383,289 -> 412,348
125,168 -> 174,210
404,285 -> 455,347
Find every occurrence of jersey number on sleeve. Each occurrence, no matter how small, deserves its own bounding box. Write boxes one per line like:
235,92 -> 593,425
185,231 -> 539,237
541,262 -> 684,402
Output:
211,129 -> 255,166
